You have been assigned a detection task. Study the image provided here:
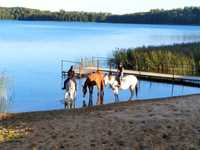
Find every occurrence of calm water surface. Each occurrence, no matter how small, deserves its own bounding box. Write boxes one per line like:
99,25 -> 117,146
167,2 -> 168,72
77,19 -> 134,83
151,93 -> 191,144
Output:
0,21 -> 200,112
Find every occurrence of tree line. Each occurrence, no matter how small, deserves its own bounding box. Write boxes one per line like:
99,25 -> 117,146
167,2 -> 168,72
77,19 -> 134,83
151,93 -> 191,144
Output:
110,42 -> 200,75
0,7 -> 110,21
105,7 -> 200,25
1,6 -> 200,25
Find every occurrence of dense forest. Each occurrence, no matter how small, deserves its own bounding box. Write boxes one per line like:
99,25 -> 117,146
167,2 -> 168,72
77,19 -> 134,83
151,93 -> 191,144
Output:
0,7 -> 110,21
1,6 -> 200,25
110,42 -> 200,75
106,7 -> 200,25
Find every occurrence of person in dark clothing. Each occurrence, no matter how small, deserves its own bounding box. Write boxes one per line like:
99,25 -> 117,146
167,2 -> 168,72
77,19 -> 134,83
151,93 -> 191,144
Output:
116,63 -> 124,87
67,66 -> 74,78
62,65 -> 77,90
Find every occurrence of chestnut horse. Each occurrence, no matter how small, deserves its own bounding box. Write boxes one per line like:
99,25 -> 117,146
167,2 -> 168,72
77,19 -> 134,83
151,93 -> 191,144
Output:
82,71 -> 104,106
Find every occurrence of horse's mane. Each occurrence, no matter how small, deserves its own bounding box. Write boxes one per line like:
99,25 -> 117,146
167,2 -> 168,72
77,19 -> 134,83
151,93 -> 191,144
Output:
83,78 -> 89,88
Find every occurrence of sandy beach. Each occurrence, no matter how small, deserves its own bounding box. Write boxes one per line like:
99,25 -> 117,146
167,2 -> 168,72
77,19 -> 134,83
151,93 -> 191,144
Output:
1,94 -> 200,150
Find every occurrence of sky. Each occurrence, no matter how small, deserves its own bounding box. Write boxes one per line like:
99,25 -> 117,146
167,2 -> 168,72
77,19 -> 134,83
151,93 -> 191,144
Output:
0,0 -> 200,14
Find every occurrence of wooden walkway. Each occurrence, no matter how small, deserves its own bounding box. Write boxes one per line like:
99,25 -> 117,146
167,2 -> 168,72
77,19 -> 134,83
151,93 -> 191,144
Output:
60,58 -> 200,87
73,66 -> 200,87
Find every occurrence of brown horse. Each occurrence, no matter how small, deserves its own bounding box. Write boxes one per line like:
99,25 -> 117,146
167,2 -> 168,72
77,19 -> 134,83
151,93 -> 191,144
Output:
82,70 -> 104,106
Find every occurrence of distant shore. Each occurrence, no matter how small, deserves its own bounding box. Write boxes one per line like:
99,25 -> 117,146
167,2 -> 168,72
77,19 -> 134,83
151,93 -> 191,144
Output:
1,94 -> 200,149
1,6 -> 200,25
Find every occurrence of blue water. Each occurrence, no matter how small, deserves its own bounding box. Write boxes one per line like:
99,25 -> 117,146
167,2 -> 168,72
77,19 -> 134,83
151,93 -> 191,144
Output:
0,21 -> 200,112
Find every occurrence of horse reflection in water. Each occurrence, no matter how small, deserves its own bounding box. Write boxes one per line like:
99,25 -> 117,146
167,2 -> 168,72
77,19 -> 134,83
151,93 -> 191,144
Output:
82,71 -> 104,107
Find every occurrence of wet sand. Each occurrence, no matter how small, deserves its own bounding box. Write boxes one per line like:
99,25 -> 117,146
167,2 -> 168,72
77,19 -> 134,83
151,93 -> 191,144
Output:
1,94 -> 200,150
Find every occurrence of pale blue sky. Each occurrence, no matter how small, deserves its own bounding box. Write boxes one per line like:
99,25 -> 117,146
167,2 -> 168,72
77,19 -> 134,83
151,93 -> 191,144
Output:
0,0 -> 200,14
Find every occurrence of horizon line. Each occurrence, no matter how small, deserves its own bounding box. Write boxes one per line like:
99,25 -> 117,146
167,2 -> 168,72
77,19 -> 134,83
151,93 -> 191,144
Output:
0,5 -> 199,15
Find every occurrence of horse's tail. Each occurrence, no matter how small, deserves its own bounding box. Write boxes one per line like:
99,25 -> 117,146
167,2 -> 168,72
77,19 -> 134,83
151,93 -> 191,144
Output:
135,83 -> 138,97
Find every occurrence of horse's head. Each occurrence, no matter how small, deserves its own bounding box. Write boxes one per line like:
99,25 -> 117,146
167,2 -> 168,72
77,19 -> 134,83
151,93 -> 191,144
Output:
82,80 -> 88,97
104,74 -> 109,87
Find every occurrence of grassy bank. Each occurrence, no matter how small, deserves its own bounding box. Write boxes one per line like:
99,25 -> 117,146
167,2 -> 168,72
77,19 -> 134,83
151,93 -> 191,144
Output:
110,42 -> 200,75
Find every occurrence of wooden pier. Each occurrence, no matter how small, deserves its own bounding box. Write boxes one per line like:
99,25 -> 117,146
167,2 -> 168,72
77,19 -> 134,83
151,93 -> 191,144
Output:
61,58 -> 200,87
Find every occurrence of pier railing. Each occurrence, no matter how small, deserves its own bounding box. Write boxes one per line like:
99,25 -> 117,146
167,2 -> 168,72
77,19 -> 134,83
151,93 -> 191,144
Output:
61,57 -> 112,78
61,57 -> 199,78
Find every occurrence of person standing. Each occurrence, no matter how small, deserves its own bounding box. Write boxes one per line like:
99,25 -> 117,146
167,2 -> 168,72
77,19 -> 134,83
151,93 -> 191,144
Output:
117,63 -> 124,87
62,65 -> 77,90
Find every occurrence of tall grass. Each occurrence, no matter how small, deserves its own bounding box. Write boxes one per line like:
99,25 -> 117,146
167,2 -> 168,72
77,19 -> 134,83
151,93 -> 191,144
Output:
0,74 -> 10,113
110,42 -> 200,75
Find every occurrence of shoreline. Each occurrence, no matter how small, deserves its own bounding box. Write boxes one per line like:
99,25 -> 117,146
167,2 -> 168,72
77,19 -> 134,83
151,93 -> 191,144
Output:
2,20 -> 200,27
1,94 -> 200,149
8,93 -> 198,115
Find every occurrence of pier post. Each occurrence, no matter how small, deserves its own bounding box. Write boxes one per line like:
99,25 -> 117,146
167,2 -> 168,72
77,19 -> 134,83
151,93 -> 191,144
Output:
79,59 -> 83,78
61,60 -> 64,79
97,59 -> 99,71
172,64 -> 175,80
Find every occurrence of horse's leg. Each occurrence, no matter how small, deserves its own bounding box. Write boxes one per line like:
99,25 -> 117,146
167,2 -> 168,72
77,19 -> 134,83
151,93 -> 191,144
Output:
64,91 -> 67,109
129,87 -> 134,101
96,83 -> 101,105
113,89 -> 117,103
114,94 -> 119,103
69,100 -> 71,109
73,99 -> 75,109
97,88 -> 100,105
129,84 -> 137,100
67,100 -> 69,109
71,99 -> 73,109
114,94 -> 117,103
69,100 -> 72,109
100,80 -> 104,105
83,100 -> 87,107
113,87 -> 119,103
73,91 -> 76,109
88,87 -> 91,107
117,94 -> 119,102
116,88 -> 119,103
89,86 -> 93,107
68,101 -> 71,109
68,93 -> 71,109
100,90 -> 104,105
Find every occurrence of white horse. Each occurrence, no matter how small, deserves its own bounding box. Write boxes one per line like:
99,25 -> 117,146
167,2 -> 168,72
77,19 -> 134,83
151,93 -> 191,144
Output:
64,79 -> 77,109
104,74 -> 138,102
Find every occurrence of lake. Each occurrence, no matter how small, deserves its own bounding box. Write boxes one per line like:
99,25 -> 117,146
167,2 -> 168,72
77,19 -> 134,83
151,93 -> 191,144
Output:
0,20 -> 200,112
